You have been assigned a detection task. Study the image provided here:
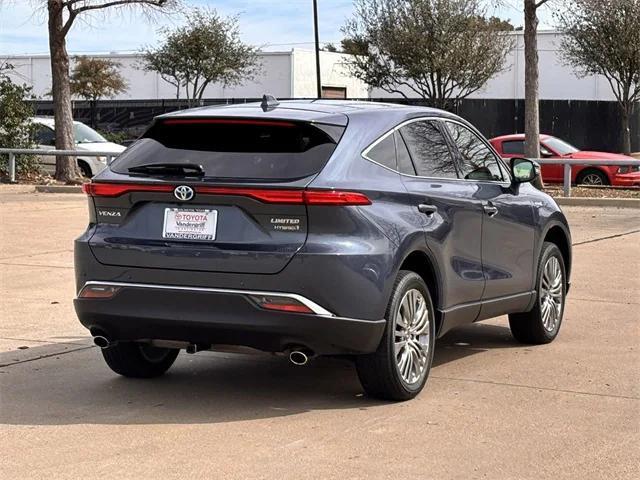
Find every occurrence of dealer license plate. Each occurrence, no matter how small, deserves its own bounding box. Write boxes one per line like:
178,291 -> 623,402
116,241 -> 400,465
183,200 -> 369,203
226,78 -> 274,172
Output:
162,208 -> 217,241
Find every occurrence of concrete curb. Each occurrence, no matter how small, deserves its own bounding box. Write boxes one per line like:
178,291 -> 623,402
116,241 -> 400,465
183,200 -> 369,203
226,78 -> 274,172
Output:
554,197 -> 640,208
35,185 -> 83,194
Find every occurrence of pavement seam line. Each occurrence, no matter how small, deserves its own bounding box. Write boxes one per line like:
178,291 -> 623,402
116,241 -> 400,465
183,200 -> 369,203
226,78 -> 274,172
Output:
430,375 -> 640,400
0,336 -> 90,346
572,229 -> 640,246
569,297 -> 640,306
0,262 -> 74,269
0,248 -> 73,261
0,346 -> 95,368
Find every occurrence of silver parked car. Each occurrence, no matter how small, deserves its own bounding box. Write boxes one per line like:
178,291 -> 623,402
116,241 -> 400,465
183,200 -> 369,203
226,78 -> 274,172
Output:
32,117 -> 125,177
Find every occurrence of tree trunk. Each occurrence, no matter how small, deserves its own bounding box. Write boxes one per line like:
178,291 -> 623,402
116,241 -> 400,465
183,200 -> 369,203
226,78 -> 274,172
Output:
48,0 -> 81,183
620,103 -> 631,155
523,0 -> 544,190
90,99 -> 97,129
523,0 -> 540,161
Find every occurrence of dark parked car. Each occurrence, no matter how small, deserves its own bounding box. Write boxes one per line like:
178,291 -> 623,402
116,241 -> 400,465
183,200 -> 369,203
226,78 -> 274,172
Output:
75,100 -> 571,400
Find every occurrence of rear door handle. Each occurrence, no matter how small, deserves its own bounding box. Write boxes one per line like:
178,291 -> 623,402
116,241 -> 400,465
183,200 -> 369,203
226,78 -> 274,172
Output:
418,204 -> 438,216
483,205 -> 498,217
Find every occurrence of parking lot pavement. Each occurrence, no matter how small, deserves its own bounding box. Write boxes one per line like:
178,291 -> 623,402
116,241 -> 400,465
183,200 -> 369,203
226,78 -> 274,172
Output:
1,187 -> 638,479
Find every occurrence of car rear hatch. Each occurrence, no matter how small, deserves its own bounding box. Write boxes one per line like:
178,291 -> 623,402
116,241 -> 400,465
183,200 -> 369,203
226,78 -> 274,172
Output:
85,115 -> 351,274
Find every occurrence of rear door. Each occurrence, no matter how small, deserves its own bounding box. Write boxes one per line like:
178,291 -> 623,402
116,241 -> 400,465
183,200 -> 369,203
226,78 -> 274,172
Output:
443,121 -> 535,317
87,117 -> 344,274
396,119 -> 485,322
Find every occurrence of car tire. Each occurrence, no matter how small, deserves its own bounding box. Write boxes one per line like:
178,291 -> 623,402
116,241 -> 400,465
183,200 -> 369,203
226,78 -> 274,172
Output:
576,168 -> 609,186
101,342 -> 179,378
509,242 -> 566,344
78,161 -> 93,178
356,270 -> 436,401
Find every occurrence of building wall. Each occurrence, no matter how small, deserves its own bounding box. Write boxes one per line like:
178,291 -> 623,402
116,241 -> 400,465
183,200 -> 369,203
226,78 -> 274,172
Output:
369,31 -> 617,101
291,49 -> 369,98
2,51 -> 294,100
0,31 -> 621,101
1,49 -> 369,100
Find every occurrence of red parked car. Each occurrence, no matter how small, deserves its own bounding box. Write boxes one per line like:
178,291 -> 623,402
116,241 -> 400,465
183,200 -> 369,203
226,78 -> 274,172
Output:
490,134 -> 640,186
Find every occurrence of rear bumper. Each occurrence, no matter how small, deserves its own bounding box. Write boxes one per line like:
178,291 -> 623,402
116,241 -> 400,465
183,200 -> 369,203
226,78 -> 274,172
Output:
74,281 -> 386,355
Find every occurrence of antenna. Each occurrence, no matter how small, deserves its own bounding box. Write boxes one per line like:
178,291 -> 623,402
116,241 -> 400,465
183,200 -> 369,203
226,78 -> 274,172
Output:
261,94 -> 280,112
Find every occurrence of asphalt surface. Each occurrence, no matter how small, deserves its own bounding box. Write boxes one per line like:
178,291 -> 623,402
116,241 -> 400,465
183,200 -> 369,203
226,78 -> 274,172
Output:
1,186 -> 639,479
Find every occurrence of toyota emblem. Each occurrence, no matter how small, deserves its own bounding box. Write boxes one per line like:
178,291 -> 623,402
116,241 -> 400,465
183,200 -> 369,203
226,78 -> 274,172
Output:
174,185 -> 194,201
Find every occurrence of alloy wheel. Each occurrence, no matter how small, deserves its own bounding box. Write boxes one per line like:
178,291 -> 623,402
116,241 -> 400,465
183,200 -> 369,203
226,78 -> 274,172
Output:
540,256 -> 563,332
581,173 -> 604,185
394,289 -> 431,385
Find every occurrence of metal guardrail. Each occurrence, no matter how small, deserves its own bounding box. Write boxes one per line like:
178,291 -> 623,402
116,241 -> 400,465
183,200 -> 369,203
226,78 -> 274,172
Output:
534,158 -> 640,196
1,148 -> 638,197
0,148 -> 120,183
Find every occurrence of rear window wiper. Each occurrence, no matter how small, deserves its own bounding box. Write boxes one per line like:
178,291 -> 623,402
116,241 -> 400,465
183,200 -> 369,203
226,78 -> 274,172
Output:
128,163 -> 205,177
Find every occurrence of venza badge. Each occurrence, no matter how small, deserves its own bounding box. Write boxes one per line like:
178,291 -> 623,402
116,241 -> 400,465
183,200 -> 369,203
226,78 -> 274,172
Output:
174,185 -> 194,201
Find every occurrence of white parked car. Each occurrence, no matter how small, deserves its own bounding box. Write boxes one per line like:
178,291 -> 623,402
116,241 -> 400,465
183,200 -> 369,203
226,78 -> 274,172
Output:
32,117 -> 126,177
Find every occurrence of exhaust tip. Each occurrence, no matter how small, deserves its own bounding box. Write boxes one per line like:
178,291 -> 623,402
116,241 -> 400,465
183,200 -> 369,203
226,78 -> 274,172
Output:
289,350 -> 309,366
93,336 -> 110,349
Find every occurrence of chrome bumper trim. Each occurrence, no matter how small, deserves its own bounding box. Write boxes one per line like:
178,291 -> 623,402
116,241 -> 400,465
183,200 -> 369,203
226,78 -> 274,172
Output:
79,281 -> 335,317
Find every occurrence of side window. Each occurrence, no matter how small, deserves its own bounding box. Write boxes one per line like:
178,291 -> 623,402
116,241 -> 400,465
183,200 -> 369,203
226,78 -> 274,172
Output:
366,134 -> 397,171
445,122 -> 504,182
394,131 -> 416,175
35,126 -> 56,146
398,120 -> 458,179
502,140 -> 524,155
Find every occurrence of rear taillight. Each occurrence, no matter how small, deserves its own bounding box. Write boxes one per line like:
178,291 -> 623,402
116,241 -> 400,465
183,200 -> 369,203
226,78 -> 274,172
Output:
83,182 -> 371,205
82,182 -> 173,197
78,284 -> 121,299
303,190 -> 371,205
248,295 -> 314,314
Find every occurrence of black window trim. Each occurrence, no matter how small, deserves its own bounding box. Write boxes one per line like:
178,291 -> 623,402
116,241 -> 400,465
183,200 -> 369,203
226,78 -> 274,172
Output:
362,116 -> 511,184
440,118 -> 512,185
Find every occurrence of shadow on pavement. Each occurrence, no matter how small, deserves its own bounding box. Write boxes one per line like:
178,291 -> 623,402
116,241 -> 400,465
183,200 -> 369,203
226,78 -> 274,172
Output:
0,323 -> 519,427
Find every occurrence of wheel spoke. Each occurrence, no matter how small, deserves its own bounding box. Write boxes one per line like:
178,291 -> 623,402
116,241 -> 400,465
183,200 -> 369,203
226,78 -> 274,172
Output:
394,288 -> 431,385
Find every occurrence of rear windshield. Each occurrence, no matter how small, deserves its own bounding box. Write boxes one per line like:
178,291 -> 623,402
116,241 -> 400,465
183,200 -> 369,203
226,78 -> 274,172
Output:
111,118 -> 344,181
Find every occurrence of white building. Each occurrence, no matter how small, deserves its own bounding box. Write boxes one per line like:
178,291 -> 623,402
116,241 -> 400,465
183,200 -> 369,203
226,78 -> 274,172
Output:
2,49 -> 369,100
371,31 -> 617,102
0,31 -> 619,102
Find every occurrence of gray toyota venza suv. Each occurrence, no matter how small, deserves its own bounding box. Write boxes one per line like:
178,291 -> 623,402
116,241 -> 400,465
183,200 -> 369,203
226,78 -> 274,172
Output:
75,99 -> 571,400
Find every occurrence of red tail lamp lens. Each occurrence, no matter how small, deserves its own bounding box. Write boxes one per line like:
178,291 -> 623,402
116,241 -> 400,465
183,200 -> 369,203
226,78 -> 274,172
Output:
303,190 -> 371,205
162,118 -> 297,128
79,285 -> 121,299
83,182 -> 173,197
83,182 -> 371,205
248,295 -> 313,314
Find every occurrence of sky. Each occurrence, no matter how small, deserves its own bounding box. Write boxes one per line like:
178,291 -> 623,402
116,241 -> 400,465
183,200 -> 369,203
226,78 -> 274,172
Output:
0,0 -> 556,56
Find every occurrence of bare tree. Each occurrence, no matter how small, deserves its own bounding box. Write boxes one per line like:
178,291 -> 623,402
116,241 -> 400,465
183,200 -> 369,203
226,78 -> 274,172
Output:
41,0 -> 176,183
342,0 -> 513,109
557,0 -> 640,154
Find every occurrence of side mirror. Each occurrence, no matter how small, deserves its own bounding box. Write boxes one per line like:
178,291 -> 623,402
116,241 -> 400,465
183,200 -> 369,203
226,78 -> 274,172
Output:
510,158 -> 539,184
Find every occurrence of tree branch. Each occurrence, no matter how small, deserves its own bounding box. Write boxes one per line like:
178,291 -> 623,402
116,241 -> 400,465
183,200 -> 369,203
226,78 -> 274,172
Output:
71,0 -> 167,16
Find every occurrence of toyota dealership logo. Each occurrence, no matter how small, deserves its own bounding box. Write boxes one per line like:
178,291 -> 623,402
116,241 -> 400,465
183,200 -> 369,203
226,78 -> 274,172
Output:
174,185 -> 194,201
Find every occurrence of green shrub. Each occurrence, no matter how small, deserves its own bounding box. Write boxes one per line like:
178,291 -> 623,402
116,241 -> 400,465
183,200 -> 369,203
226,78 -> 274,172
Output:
0,68 -> 39,177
